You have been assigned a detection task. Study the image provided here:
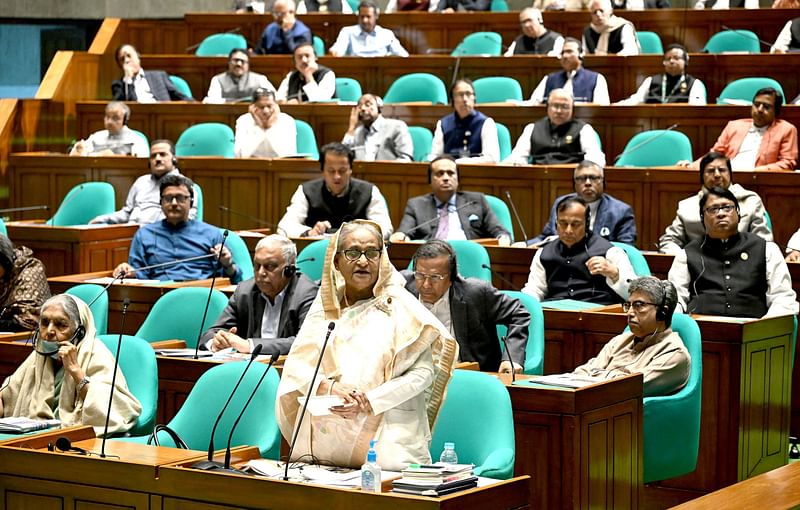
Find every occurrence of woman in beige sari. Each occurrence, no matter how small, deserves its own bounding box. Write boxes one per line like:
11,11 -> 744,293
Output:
276,220 -> 458,470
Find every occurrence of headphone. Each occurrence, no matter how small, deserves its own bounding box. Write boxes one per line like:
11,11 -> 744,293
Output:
655,280 -> 670,321
282,264 -> 297,278
532,7 -> 543,23
33,321 -> 86,359
413,240 -> 458,280
562,37 -> 584,61
665,43 -> 689,65
172,157 -> 179,167
361,93 -> 383,113
754,87 -> 783,117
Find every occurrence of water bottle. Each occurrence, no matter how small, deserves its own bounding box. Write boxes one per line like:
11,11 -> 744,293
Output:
439,442 -> 458,464
361,439 -> 381,492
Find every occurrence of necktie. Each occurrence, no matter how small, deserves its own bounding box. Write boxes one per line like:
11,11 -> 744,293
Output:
435,204 -> 449,240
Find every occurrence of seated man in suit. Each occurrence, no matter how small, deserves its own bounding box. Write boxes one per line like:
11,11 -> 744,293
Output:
113,174 -> 242,283
615,45 -> 706,105
275,42 -> 336,103
278,142 -> 393,238
69,101 -> 149,157
111,44 -> 192,102
582,0 -> 638,56
525,160 -> 636,245
572,277 -> 691,397
522,196 -> 635,304
404,240 -> 530,373
390,155 -> 511,244
234,88 -> 297,158
342,93 -> 413,161
668,187 -> 798,318
201,235 -> 318,354
203,48 -> 275,104
529,38 -> 609,104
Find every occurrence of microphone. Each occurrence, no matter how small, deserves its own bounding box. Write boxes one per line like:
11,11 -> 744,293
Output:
481,263 -> 520,291
720,25 -> 773,50
284,321 -> 335,481
191,344 -> 264,471
346,144 -> 415,162
613,124 -> 679,165
504,191 -> 529,243
500,335 -> 516,383
218,205 -> 285,235
222,351 -> 281,472
123,253 -> 218,278
399,201 -> 477,240
50,184 -> 86,227
185,27 -> 243,52
0,205 -> 49,215
87,272 -> 126,307
295,256 -> 315,265
193,230 -> 230,360
100,297 -> 130,456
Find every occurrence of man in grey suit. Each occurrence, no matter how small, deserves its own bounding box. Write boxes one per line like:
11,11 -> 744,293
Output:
111,44 -> 193,102
201,235 -> 318,354
390,155 -> 511,244
403,240 -> 530,373
342,93 -> 413,161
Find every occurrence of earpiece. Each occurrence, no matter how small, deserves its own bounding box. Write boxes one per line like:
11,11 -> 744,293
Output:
172,157 -> 178,167
656,281 -> 669,321
74,325 -> 86,342
374,95 -> 383,112
282,264 -> 297,278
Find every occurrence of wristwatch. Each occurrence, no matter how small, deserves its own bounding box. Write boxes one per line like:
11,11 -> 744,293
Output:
76,377 -> 91,393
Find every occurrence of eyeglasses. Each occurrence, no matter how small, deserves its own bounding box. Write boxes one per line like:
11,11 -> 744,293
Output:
622,300 -> 657,312
161,194 -> 191,204
703,204 -> 736,215
414,271 -> 447,282
453,91 -> 475,98
574,175 -> 602,183
338,248 -> 381,261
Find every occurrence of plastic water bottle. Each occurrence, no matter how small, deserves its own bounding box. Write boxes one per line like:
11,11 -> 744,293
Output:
361,439 -> 381,493
439,442 -> 458,464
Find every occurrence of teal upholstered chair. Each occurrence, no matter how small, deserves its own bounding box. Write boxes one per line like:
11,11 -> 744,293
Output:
312,35 -> 326,56
66,284 -> 109,335
473,77 -> 523,104
48,182 -> 115,226
636,31 -> 664,54
452,32 -> 502,56
297,238 -> 329,281
0,218 -> 6,236
295,119 -> 320,160
168,75 -> 194,99
431,370 -> 515,479
490,0 -> 509,11
224,229 -> 254,281
195,33 -> 248,56
193,183 -> 204,221
717,77 -> 785,105
484,194 -> 514,242
612,242 -> 651,277
131,129 -> 150,151
384,73 -> 448,105
408,125 -> 433,162
135,287 -> 229,348
335,77 -> 362,102
616,130 -> 693,167
763,209 -> 773,232
643,313 -> 702,483
97,334 -> 158,437
495,122 -> 513,161
703,29 -> 760,54
497,291 -> 544,375
176,123 -> 235,157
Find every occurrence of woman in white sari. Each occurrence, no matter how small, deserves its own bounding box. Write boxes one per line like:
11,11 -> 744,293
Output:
276,220 -> 458,470
0,294 -> 141,436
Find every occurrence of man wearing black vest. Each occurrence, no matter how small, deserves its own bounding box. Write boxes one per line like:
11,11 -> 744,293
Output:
505,88 -> 605,166
582,0 -> 638,56
522,196 -> 635,305
277,142 -> 393,238
529,38 -> 609,105
505,8 -> 564,57
668,187 -> 797,318
203,49 -> 275,104
276,42 -> 336,103
771,17 -> 800,54
616,45 -> 706,105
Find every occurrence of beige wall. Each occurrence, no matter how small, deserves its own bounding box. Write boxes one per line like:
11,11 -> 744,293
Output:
0,0 -> 231,19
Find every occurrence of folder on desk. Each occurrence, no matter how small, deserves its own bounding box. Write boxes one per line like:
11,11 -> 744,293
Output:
539,299 -> 606,311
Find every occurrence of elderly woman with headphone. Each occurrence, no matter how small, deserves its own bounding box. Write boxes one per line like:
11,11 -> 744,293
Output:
0,294 -> 141,436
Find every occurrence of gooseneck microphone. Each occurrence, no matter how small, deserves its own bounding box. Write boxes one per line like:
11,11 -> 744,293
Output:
125,253 -> 218,277
0,205 -> 49,215
191,344 -> 264,471
613,124 -> 679,164
720,25 -> 774,50
500,336 -> 517,383
399,201 -> 477,240
504,191 -> 529,243
284,321 -> 335,481
218,205 -> 286,235
481,263 -> 520,291
87,272 -> 126,307
193,230 -> 230,360
100,297 -> 130,457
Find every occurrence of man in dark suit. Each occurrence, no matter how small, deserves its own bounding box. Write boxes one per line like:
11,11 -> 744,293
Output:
201,235 -> 318,354
390,155 -> 511,244
111,44 -> 192,102
342,93 -> 413,161
404,240 -> 530,373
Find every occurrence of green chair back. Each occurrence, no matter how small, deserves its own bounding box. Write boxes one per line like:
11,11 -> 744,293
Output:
135,287 -> 229,348
344,0 -> 360,10
294,119 -> 320,160
496,291 -> 544,375
473,77 -> 523,104
490,0 -> 509,11
408,125 -> 433,162
703,29 -> 760,54
643,313 -> 702,482
195,33 -> 248,56
717,77 -> 785,105
616,129 -> 693,167
431,370 -> 515,479
97,334 -> 158,437
763,209 -> 773,232
335,77 -> 362,102
131,129 -> 150,151
636,31 -> 663,54
168,75 -> 193,98
225,229 -> 254,280
612,242 -> 651,277
452,32 -> 502,56
176,123 -> 235,157
297,238 -> 329,281
495,122 -> 513,161
65,284 -> 108,335
312,35 -> 326,56
484,194 -> 514,242
384,73 -> 448,105
193,183 -> 204,221
0,218 -> 6,236
48,182 -> 115,226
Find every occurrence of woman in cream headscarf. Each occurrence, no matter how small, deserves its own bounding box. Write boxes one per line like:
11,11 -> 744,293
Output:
276,220 -> 458,470
0,294 -> 141,436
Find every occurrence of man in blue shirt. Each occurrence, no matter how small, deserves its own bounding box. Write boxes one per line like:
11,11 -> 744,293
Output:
114,174 -> 243,283
329,1 -> 408,57
257,0 -> 312,54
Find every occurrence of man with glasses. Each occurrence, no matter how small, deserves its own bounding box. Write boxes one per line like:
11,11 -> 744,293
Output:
403,240 -> 530,373
528,38 -> 609,104
616,45 -> 706,105
505,88 -> 605,166
91,140 -> 197,224
429,79 -> 499,163
668,187 -> 797,318
70,101 -> 149,157
113,174 -> 242,283
203,48 -> 274,104
525,160 -> 635,246
200,235 -> 318,354
571,277 -> 690,397
258,0 -> 312,54
504,8 -> 564,56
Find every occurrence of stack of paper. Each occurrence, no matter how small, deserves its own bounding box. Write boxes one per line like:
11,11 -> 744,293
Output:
0,417 -> 60,433
392,463 -> 477,496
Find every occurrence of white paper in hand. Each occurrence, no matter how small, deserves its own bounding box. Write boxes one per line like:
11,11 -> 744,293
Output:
297,395 -> 345,416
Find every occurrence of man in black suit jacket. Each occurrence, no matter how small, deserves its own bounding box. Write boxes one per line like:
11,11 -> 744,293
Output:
201,235 -> 318,354
404,240 -> 530,373
111,44 -> 192,102
390,155 -> 511,244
